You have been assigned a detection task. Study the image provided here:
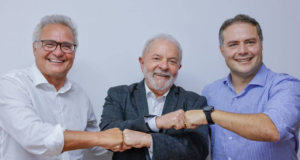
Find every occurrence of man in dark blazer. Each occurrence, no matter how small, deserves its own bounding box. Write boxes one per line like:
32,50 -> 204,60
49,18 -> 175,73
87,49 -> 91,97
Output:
100,34 -> 208,160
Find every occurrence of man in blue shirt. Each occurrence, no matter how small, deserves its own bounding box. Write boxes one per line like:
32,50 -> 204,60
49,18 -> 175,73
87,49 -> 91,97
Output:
184,14 -> 300,159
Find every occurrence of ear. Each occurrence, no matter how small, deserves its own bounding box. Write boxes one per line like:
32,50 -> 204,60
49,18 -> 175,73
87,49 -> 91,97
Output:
220,45 -> 225,57
178,64 -> 182,70
139,57 -> 144,72
33,43 -> 38,57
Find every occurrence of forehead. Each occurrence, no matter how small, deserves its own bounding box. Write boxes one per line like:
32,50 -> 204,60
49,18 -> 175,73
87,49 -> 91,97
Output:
223,23 -> 258,42
147,39 -> 179,58
40,24 -> 74,42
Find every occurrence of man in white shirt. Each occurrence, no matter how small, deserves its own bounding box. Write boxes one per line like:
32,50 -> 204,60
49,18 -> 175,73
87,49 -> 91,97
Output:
0,14 -> 123,160
100,34 -> 209,160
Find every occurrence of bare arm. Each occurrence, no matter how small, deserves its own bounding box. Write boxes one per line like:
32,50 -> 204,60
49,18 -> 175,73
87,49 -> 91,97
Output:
185,109 -> 279,142
63,128 -> 123,152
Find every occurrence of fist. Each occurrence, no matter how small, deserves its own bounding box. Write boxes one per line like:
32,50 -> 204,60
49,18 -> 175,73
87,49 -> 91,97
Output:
123,129 -> 152,149
185,110 -> 207,129
98,128 -> 123,151
156,109 -> 186,130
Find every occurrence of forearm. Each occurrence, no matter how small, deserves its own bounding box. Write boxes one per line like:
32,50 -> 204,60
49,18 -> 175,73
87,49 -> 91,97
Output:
100,116 -> 150,132
212,110 -> 279,141
63,130 -> 101,152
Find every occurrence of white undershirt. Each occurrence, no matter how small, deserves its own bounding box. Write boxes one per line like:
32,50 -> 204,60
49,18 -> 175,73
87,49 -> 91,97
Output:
144,82 -> 169,159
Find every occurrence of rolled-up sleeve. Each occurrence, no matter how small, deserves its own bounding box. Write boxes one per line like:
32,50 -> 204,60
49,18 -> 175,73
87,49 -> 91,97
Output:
263,79 -> 300,141
0,78 -> 64,156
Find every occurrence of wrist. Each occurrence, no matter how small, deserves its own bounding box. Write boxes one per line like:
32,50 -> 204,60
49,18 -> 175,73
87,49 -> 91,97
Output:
203,106 -> 215,125
96,132 -> 105,146
155,116 -> 162,129
143,134 -> 152,148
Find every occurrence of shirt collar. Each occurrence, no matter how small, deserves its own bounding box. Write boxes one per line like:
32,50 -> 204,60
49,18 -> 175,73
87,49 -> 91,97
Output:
223,63 -> 268,87
30,63 -> 73,93
144,81 -> 170,98
30,63 -> 49,87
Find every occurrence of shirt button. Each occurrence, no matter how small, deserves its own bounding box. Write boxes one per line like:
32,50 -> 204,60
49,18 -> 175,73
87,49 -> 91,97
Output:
229,137 -> 232,140
228,158 -> 232,160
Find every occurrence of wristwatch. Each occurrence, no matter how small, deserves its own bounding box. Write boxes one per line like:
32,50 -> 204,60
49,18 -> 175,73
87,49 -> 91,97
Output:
203,106 -> 215,124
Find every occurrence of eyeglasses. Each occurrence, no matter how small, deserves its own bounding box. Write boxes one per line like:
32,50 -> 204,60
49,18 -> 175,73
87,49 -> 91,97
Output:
36,40 -> 77,54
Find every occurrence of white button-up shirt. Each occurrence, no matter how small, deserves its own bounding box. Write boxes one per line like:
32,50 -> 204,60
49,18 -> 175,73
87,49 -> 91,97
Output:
0,64 -> 106,160
144,82 -> 169,158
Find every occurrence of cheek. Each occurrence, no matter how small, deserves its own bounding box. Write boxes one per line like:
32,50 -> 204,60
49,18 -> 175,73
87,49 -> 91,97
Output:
146,63 -> 158,72
170,67 -> 179,76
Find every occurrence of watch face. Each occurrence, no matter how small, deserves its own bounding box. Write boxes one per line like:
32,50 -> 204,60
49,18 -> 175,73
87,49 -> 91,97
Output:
204,106 -> 214,111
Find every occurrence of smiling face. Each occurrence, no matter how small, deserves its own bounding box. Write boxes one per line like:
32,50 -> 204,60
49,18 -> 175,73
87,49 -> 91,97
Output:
220,23 -> 263,80
33,24 -> 76,81
139,39 -> 182,93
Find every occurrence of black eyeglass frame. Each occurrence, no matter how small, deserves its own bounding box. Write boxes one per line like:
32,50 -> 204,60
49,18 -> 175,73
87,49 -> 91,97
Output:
36,40 -> 77,53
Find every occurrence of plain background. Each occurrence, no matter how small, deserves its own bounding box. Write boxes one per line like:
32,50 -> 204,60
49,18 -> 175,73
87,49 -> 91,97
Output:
1,0 -> 299,159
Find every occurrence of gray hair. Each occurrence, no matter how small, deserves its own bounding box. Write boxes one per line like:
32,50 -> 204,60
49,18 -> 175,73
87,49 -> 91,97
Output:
219,14 -> 263,48
142,34 -> 182,63
32,14 -> 78,47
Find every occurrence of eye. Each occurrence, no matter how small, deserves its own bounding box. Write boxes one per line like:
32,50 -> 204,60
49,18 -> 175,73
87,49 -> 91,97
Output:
229,43 -> 237,47
44,41 -> 56,48
153,57 -> 160,61
62,43 -> 73,50
247,41 -> 255,44
170,60 -> 177,64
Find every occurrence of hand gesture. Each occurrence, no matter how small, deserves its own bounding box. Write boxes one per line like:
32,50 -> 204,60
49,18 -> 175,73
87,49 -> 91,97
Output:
185,110 -> 207,129
156,109 -> 186,130
122,129 -> 152,149
98,128 -> 123,152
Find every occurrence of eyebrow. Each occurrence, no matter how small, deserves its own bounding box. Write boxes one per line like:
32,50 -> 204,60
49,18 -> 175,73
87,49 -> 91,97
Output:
227,38 -> 257,44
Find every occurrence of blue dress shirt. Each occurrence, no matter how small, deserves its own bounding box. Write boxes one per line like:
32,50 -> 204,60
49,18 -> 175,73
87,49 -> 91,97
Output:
202,64 -> 300,160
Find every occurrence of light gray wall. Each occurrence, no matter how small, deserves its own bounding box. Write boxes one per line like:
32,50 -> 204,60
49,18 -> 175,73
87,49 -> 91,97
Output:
1,0 -> 299,159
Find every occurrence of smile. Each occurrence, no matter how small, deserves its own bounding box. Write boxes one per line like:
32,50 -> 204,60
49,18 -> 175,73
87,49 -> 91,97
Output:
154,73 -> 170,78
235,57 -> 252,62
48,59 -> 65,63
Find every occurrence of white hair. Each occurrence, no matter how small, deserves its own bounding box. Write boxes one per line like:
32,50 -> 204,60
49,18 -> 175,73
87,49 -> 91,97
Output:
142,34 -> 182,63
32,14 -> 78,47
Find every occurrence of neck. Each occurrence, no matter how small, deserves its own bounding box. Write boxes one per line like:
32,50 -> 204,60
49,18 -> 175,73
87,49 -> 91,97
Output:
43,74 -> 66,91
231,70 -> 259,94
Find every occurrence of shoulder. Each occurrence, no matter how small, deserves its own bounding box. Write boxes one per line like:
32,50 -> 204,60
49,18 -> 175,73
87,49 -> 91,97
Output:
0,67 -> 31,87
107,82 -> 139,96
1,67 -> 30,81
202,78 -> 225,97
267,71 -> 300,93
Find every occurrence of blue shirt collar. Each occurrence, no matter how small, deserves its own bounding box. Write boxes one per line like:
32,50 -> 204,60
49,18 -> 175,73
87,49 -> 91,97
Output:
223,63 -> 268,88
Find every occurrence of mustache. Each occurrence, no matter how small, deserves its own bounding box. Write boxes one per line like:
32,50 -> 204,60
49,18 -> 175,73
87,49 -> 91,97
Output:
152,70 -> 172,77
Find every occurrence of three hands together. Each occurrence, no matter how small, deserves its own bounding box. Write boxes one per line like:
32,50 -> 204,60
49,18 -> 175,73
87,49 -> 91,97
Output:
99,109 -> 207,152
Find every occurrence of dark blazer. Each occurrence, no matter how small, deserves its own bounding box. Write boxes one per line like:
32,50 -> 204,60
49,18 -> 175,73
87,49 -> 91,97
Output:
100,80 -> 208,160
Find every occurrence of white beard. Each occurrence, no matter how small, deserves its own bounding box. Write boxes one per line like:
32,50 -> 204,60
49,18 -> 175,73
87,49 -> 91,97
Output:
143,67 -> 176,91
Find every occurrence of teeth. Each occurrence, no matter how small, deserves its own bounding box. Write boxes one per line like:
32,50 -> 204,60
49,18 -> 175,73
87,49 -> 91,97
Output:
236,58 -> 251,62
49,59 -> 63,63
155,74 -> 169,77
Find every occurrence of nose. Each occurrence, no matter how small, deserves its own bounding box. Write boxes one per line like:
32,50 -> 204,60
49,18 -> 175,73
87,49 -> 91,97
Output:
52,44 -> 64,57
238,43 -> 248,55
158,59 -> 169,71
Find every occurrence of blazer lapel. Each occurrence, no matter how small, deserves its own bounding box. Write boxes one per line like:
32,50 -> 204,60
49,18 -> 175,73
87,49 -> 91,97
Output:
161,84 -> 179,134
134,80 -> 149,117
